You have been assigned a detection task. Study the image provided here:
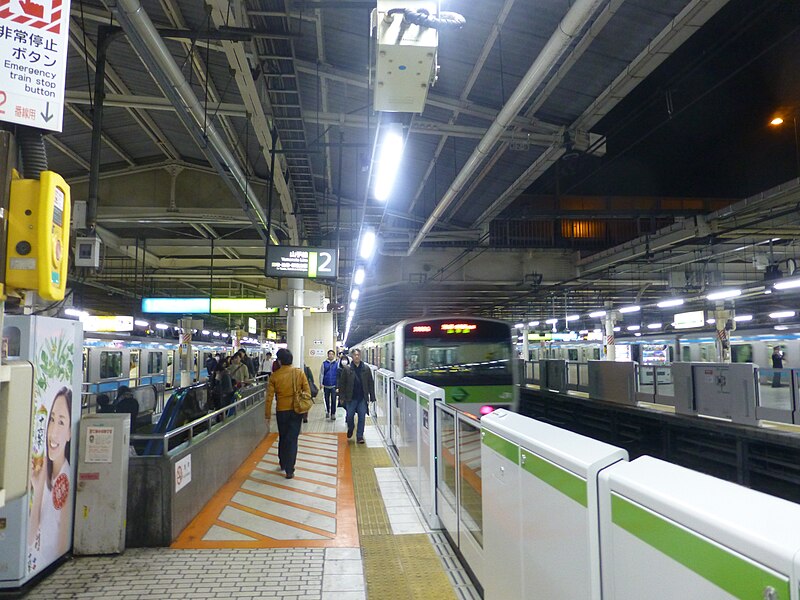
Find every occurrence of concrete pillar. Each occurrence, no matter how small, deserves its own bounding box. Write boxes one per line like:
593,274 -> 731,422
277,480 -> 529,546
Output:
288,278 -> 304,370
714,306 -> 732,363
178,317 -> 193,387
604,313 -> 617,361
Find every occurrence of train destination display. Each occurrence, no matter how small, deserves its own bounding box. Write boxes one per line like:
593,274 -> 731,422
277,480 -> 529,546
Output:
265,246 -> 338,279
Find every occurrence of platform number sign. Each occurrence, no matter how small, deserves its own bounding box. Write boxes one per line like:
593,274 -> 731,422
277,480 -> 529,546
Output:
265,245 -> 338,280
0,0 -> 71,132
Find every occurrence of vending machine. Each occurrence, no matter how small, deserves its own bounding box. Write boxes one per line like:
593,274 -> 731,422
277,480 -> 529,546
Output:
0,316 -> 82,588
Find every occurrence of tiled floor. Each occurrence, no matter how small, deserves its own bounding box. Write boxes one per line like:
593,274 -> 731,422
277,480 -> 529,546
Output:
20,401 -> 474,599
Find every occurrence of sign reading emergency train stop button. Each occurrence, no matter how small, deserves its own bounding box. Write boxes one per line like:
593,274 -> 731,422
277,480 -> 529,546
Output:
0,0 -> 71,132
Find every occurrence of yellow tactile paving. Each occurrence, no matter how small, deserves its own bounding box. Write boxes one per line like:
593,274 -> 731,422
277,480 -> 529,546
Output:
171,432 -> 359,549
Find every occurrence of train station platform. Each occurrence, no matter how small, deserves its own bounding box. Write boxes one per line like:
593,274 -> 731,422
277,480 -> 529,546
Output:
24,402 -> 480,600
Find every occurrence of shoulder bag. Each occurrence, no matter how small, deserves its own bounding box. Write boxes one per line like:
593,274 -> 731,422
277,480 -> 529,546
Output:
292,368 -> 314,414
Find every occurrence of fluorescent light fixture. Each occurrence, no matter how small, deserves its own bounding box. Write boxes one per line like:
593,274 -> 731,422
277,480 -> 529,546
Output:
223,333 -> 229,338
65,308 -> 88,318
774,277 -> 800,290
359,230 -> 377,260
613,326 -> 621,332
210,298 -> 277,314
579,330 -> 589,335
635,332 -> 642,337
142,297 -> 211,314
706,289 -> 741,301
619,305 -> 640,314
349,301 -> 357,310
155,323 -> 169,330
545,318 -> 558,325
769,311 -> 796,319
373,123 -> 404,201
134,319 -> 150,327
514,323 -> 524,329
589,310 -> 607,318
202,330 -> 210,335
657,298 -> 684,308
734,314 -> 753,322
627,325 -> 640,331
706,318 -> 716,324
528,321 -> 539,327
354,268 -> 366,285
565,315 -> 580,322
775,325 -> 789,331
351,289 -> 361,301
647,323 -> 661,329
213,332 -> 221,337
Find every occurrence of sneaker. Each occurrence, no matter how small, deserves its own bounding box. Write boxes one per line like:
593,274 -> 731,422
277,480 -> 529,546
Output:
347,427 -> 354,439
357,438 -> 365,444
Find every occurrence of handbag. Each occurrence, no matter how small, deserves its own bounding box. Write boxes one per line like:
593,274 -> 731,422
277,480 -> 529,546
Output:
292,368 -> 314,414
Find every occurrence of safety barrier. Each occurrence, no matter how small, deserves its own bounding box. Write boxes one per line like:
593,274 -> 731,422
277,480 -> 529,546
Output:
125,382 -> 266,546
478,409 -> 800,599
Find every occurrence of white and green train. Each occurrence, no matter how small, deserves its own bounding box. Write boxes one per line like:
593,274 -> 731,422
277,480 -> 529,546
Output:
355,316 -> 518,411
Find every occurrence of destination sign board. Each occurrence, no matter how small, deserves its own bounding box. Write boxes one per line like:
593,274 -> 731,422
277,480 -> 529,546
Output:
265,246 -> 338,279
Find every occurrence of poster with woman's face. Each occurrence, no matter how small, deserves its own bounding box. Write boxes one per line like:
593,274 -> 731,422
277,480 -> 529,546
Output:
26,325 -> 78,575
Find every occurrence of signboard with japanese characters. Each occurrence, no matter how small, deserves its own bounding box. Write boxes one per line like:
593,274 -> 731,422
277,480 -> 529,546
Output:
0,0 -> 70,131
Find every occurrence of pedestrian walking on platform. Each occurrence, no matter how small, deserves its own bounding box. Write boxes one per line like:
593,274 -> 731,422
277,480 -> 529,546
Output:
320,350 -> 338,420
265,348 -> 311,479
772,346 -> 785,387
338,349 -> 375,444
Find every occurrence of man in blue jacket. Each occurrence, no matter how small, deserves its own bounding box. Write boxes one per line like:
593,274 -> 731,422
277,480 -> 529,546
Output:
319,350 -> 339,421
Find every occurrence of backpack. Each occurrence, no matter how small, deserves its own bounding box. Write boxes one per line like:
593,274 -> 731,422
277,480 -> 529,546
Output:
304,365 -> 319,398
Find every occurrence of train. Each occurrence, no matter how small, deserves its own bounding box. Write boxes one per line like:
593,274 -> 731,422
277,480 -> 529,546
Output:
356,316 -> 517,410
83,332 -> 277,393
524,326 -> 800,369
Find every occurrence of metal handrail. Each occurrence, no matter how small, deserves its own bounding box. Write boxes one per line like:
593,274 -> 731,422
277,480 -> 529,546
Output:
131,382 -> 266,456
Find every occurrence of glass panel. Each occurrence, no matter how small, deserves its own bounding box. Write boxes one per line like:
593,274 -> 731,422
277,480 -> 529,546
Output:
654,365 -> 674,397
567,362 -> 578,385
167,351 -> 174,383
681,345 -> 691,361
579,363 -> 589,386
638,365 -> 655,394
99,351 -> 123,379
148,352 -> 163,374
758,368 -> 793,411
437,409 -> 457,510
731,344 -> 753,363
129,350 -> 139,379
458,418 -> 483,547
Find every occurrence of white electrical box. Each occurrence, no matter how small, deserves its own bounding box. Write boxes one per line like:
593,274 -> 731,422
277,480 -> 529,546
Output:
75,235 -> 101,268
374,0 -> 439,113
74,414 -> 130,555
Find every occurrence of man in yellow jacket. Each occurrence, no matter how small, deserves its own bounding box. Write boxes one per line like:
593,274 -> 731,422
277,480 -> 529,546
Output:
265,348 -> 311,479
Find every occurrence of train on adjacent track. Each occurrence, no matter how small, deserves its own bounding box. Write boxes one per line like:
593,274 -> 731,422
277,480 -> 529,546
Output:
355,316 -> 518,410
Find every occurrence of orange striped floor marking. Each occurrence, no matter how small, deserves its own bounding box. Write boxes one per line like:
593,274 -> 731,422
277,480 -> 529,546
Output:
172,432 -> 359,549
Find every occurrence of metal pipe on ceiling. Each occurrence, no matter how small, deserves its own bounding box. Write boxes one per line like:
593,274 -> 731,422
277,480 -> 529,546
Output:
108,0 -> 278,244
406,0 -> 607,255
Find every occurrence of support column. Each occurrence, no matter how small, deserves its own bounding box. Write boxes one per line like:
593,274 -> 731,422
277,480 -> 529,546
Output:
178,317 -> 193,387
714,306 -> 732,363
521,326 -> 530,362
288,278 -> 305,370
604,313 -> 617,361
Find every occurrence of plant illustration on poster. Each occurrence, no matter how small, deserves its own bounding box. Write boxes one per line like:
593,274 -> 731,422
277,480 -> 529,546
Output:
27,331 -> 75,574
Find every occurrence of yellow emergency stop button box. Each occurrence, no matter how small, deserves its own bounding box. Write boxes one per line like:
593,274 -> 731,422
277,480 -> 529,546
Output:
6,171 -> 71,301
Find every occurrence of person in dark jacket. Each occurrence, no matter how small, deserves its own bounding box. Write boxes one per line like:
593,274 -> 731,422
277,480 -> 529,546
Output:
115,386 -> 139,433
772,346 -> 785,387
213,358 -> 235,409
319,350 -> 338,421
337,349 -> 375,443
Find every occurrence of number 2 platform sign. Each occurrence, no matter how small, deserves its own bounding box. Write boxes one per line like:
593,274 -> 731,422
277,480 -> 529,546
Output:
265,245 -> 338,280
0,0 -> 70,132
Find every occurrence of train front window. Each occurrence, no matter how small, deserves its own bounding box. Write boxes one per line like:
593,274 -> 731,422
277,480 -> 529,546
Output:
403,320 -> 512,386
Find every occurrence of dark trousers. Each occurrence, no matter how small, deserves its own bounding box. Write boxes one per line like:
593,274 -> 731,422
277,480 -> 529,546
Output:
773,371 -> 783,387
323,386 -> 336,415
276,410 -> 303,474
346,397 -> 368,440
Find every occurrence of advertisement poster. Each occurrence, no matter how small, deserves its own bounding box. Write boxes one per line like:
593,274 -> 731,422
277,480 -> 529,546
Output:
26,322 -> 78,575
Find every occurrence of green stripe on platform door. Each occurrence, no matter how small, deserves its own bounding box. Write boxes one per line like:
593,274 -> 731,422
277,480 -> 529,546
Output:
611,494 -> 789,600
481,429 -> 518,464
520,449 -> 587,507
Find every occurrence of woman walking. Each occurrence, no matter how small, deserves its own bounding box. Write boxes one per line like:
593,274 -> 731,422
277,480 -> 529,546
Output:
264,348 -> 311,479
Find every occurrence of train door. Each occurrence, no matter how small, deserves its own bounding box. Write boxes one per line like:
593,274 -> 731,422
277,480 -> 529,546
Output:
129,348 -> 140,383
167,350 -> 175,386
82,348 -> 89,382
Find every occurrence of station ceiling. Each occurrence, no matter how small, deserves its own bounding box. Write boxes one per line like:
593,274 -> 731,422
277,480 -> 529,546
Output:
32,0 -> 800,339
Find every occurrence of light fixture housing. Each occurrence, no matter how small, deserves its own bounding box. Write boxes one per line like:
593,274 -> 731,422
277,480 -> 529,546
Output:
588,310 -> 607,318
359,230 -> 377,260
647,323 -> 661,329
545,318 -> 558,325
354,268 -> 366,285
619,305 -> 640,314
349,301 -> 357,311
769,311 -> 796,319
565,315 -> 580,322
657,298 -> 684,308
774,277 -> 800,290
627,325 -> 640,331
351,289 -> 361,301
706,289 -> 741,301
734,314 -> 753,322
373,123 -> 405,202
155,323 -> 169,330
528,321 -> 539,327
134,319 -> 150,327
